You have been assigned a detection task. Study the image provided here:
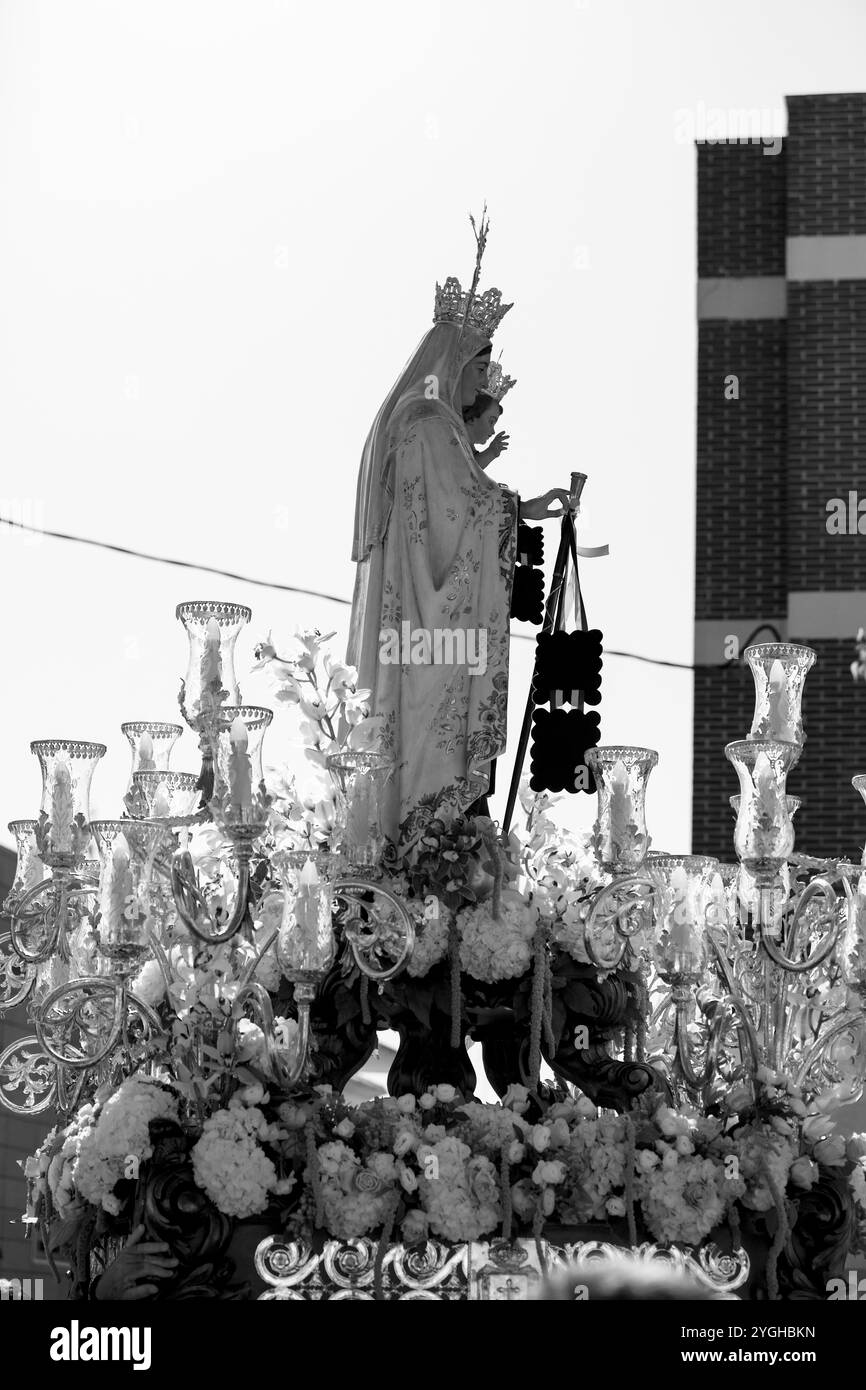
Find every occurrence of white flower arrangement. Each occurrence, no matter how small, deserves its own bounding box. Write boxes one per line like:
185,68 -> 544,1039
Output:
316,1140 -> 400,1238
405,898 -> 451,978
191,1097 -> 293,1219
635,1150 -> 739,1246
130,957 -> 167,1009
736,1128 -> 796,1212
457,889 -> 538,982
416,1136 -> 501,1242
74,1078 -> 179,1214
517,784 -> 608,964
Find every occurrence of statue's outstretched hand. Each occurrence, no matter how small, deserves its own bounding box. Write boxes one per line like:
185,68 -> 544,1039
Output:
520,489 -> 572,521
93,1223 -> 179,1300
485,431 -> 510,460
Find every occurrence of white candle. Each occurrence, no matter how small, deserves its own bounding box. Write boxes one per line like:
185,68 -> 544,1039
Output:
51,760 -> 74,852
766,659 -> 795,741
294,856 -> 322,941
608,759 -> 631,848
200,617 -> 222,688
228,715 -> 252,809
106,836 -> 132,933
151,781 -> 172,819
23,831 -> 45,891
708,871 -> 726,930
299,856 -> 320,887
754,750 -> 780,814
668,865 -> 690,944
137,732 -> 156,771
346,771 -> 372,849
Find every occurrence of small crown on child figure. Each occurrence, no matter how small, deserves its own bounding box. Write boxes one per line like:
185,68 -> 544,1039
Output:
433,277 -> 513,338
485,357 -> 516,401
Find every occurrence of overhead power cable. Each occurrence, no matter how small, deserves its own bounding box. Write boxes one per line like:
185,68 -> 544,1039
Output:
0,513 -> 760,671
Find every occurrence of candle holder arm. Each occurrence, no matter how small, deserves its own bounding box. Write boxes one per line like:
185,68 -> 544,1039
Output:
675,991 -> 761,1093
760,877 -> 841,973
233,979 -> 310,1089
793,1009 -> 865,1093
170,847 -> 250,945
333,877 -> 415,981
9,878 -> 65,963
0,932 -> 36,1012
583,873 -> 656,971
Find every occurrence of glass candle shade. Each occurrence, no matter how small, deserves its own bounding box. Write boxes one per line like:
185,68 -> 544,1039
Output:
121,721 -> 183,792
585,746 -> 657,874
214,706 -> 273,798
730,794 -> 800,820
326,751 -> 394,867
840,876 -> 866,994
275,850 -> 341,980
853,776 -> 866,866
705,865 -> 733,945
4,819 -> 46,911
745,643 -> 815,748
708,861 -> 755,948
846,777 -> 866,992
646,854 -> 717,987
91,820 -> 160,969
176,601 -> 251,728
131,771 -> 201,822
726,740 -> 797,878
31,739 -> 107,867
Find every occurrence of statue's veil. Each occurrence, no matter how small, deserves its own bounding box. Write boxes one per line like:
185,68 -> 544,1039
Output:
351,320 -> 491,563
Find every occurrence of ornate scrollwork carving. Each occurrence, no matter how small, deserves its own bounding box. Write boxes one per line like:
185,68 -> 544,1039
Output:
541,960 -> 666,1110
0,931 -> 35,1012
133,1118 -> 245,1299
248,1234 -> 747,1300
776,1167 -> 857,1300
0,1034 -> 56,1114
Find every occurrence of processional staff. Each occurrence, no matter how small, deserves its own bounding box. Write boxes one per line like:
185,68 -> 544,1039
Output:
500,471 -> 607,840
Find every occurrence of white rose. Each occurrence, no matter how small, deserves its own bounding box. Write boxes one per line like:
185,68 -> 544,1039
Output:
393,1131 -> 415,1158
532,1160 -> 566,1186
503,1084 -> 530,1113
399,1165 -> 418,1193
814,1135 -> 847,1167
789,1156 -> 818,1189
530,1125 -> 551,1153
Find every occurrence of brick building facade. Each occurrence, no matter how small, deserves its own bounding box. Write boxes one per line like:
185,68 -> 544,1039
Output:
693,92 -> 866,862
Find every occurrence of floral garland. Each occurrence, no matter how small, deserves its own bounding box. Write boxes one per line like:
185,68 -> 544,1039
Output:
27,1070 -> 866,1288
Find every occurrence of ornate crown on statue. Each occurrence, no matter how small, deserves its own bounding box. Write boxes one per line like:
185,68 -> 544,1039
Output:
433,205 -> 513,342
485,356 -> 516,401
433,277 -> 512,338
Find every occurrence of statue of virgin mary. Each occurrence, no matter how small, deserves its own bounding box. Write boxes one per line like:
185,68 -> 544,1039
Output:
347,276 -> 519,850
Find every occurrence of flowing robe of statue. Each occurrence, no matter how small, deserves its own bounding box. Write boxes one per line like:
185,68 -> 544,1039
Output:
348,319 -> 518,849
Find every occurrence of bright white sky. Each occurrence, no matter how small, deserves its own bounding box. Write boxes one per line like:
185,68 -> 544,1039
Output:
1,0 -> 865,854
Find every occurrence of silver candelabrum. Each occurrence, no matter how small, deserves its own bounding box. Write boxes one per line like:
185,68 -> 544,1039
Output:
581,644 -> 866,1107
0,601 -> 413,1116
